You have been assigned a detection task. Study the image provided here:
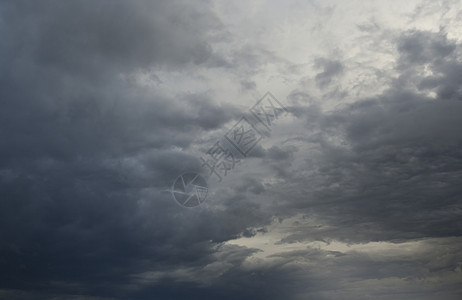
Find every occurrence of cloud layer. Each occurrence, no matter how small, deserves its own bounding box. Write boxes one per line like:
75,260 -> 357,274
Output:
0,0 -> 461,299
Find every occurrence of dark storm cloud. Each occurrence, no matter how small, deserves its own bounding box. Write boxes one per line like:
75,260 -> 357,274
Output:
0,0 -> 234,162
397,30 -> 456,65
1,0 -> 462,298
0,1 -> 257,299
0,0 -> 220,76
396,30 -> 462,101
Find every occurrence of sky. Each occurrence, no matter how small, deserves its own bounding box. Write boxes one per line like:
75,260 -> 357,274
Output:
1,0 -> 462,299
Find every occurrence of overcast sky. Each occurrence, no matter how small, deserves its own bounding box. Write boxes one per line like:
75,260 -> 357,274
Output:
1,0 -> 462,299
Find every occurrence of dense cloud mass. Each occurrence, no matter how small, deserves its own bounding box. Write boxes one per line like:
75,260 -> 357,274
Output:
1,0 -> 461,299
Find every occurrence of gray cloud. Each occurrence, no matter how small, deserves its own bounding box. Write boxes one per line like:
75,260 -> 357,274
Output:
0,1 -> 250,298
314,58 -> 344,89
273,30 -> 462,245
0,1 -> 461,299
